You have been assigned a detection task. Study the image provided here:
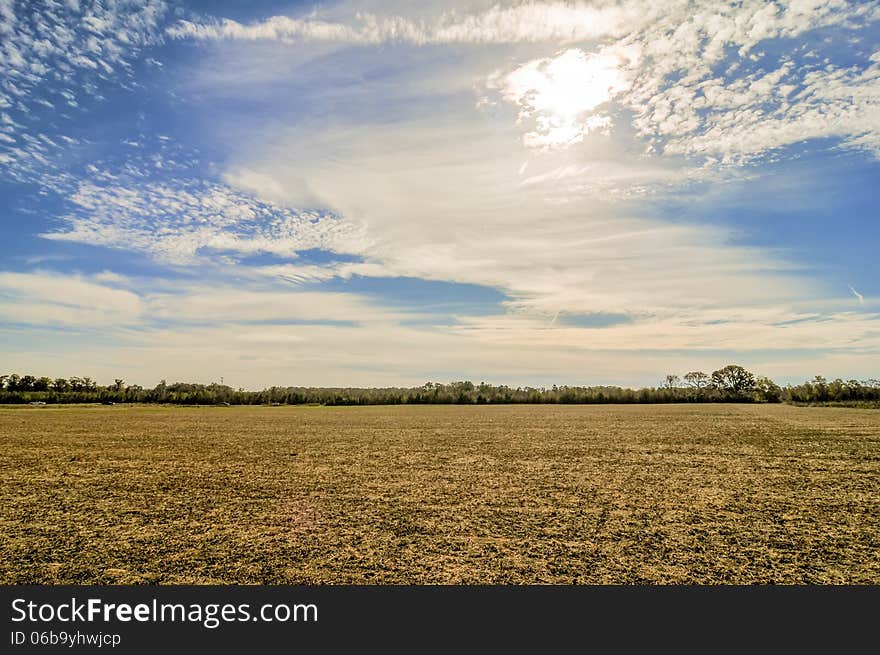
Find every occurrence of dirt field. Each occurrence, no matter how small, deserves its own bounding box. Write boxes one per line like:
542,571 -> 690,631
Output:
1,403 -> 878,584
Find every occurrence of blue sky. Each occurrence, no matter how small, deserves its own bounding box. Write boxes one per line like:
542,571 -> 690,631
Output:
1,0 -> 878,388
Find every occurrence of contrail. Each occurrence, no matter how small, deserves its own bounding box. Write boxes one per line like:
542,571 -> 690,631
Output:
849,285 -> 865,305
549,311 -> 560,327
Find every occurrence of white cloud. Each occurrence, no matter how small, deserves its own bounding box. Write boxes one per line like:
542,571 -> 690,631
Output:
849,285 -> 865,305
0,271 -> 143,326
216,115 -> 815,317
0,270 -> 413,330
92,270 -> 131,285
1,264 -> 877,388
42,179 -> 367,264
146,287 -> 411,325
168,1 -> 879,58
247,263 -> 343,285
3,304 -> 879,388
492,48 -> 632,149
450,307 -> 880,352
166,2 -> 661,46
625,50 -> 880,163
0,0 -> 169,179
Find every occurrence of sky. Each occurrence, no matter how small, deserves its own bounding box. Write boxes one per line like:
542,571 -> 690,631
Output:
1,0 -> 878,389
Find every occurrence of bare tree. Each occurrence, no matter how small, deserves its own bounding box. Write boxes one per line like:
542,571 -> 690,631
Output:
663,374 -> 680,389
683,371 -> 710,390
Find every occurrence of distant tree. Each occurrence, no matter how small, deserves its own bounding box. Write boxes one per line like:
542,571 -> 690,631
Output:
5,367 -> 872,406
843,380 -> 863,400
810,375 -> 829,402
827,378 -> 845,401
151,379 -> 168,402
683,371 -> 710,390
711,365 -> 756,395
753,376 -> 782,403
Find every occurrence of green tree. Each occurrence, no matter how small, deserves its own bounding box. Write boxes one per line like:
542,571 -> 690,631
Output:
810,375 -> 829,402
753,376 -> 782,403
711,365 -> 756,396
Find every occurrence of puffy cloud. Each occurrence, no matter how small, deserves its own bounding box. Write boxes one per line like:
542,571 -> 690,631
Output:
623,40 -> 880,163
0,0 -> 169,179
476,2 -> 880,160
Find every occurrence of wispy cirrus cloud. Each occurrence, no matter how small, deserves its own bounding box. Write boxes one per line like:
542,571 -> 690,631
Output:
0,270 -> 414,329
215,117 -> 814,320
166,2 -> 660,46
451,306 -> 880,352
166,1 -> 878,52
0,270 -> 143,327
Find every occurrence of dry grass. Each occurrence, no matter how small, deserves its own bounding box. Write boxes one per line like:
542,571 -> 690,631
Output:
1,403 -> 878,584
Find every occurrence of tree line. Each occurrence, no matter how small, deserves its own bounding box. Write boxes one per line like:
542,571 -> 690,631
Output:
1,365 -> 878,406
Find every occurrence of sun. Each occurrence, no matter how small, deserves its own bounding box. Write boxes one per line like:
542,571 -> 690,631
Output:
501,48 -> 630,149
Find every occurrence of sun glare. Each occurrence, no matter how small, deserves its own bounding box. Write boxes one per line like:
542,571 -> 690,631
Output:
501,48 -> 629,149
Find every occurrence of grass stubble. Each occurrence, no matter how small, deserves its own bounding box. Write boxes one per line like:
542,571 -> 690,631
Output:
1,404 -> 878,584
